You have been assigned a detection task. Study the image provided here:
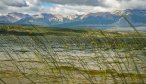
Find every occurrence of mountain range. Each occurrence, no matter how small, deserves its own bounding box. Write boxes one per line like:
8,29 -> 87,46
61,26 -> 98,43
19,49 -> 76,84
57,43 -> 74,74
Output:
0,9 -> 146,28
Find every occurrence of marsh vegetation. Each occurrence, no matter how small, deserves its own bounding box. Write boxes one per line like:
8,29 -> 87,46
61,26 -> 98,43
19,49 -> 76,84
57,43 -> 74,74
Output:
0,25 -> 146,84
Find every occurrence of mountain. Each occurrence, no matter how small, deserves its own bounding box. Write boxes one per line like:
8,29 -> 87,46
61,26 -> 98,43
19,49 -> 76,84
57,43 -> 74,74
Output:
115,9 -> 146,27
0,9 -> 146,27
0,12 -> 28,24
55,12 -> 120,27
15,13 -> 79,26
8,12 -> 29,20
55,9 -> 146,27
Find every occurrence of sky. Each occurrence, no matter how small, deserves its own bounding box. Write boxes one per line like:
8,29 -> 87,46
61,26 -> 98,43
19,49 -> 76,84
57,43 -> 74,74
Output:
0,0 -> 146,16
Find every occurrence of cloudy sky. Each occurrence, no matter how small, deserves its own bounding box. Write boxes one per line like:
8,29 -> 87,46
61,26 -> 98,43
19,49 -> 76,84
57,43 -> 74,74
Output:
0,0 -> 146,16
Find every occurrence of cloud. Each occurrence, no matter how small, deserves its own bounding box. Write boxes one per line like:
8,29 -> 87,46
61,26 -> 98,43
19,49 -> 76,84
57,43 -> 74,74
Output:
39,0 -> 100,6
38,0 -> 146,10
119,0 -> 146,9
36,0 -> 146,15
1,0 -> 28,7
99,0 -> 146,10
36,0 -> 146,16
0,0 -> 40,15
0,0 -> 146,15
42,4 -> 112,16
0,0 -> 110,15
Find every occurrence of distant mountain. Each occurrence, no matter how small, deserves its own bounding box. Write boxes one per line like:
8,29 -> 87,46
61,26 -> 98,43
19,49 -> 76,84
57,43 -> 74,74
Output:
0,9 -> 146,27
8,12 -> 29,20
55,12 -> 120,27
55,9 -> 146,27
0,12 -> 28,24
15,13 -> 79,26
116,9 -> 146,27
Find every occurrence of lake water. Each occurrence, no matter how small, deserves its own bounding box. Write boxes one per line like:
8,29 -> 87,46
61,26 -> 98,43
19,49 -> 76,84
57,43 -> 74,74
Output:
0,35 -> 146,84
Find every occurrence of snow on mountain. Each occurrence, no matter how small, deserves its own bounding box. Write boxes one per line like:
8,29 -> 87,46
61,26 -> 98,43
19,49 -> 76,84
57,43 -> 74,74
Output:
0,9 -> 146,27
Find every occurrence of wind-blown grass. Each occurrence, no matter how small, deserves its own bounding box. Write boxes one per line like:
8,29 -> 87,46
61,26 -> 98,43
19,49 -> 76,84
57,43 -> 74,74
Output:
0,15 -> 146,84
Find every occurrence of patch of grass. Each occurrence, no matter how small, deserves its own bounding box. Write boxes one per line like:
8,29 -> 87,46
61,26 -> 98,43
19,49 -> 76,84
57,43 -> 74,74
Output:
143,51 -> 146,56
117,73 -> 146,79
17,60 -> 43,63
0,70 -> 23,78
82,69 -> 116,76
55,66 -> 80,71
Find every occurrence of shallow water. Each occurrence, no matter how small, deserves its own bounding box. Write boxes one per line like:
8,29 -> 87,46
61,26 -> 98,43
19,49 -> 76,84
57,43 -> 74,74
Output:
0,35 -> 146,84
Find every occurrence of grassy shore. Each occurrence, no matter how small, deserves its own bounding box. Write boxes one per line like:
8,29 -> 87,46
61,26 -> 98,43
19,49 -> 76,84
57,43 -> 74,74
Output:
0,24 -> 146,84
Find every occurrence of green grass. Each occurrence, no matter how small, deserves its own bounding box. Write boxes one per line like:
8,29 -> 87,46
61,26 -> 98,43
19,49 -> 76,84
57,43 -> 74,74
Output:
0,24 -> 146,84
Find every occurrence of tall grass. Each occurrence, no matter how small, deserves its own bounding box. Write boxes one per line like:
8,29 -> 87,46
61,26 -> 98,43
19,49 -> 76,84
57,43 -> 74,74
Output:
0,12 -> 146,84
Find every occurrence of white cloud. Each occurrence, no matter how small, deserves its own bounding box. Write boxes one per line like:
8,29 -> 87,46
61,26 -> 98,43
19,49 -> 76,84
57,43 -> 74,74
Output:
119,0 -> 146,9
37,0 -> 146,10
0,0 -> 146,15
1,0 -> 28,7
101,0 -> 146,10
43,5 -> 112,16
39,0 -> 100,6
0,0 -> 40,15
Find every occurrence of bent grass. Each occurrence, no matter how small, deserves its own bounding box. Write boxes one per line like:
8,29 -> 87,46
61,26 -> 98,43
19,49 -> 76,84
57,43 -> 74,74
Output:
0,14 -> 146,84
